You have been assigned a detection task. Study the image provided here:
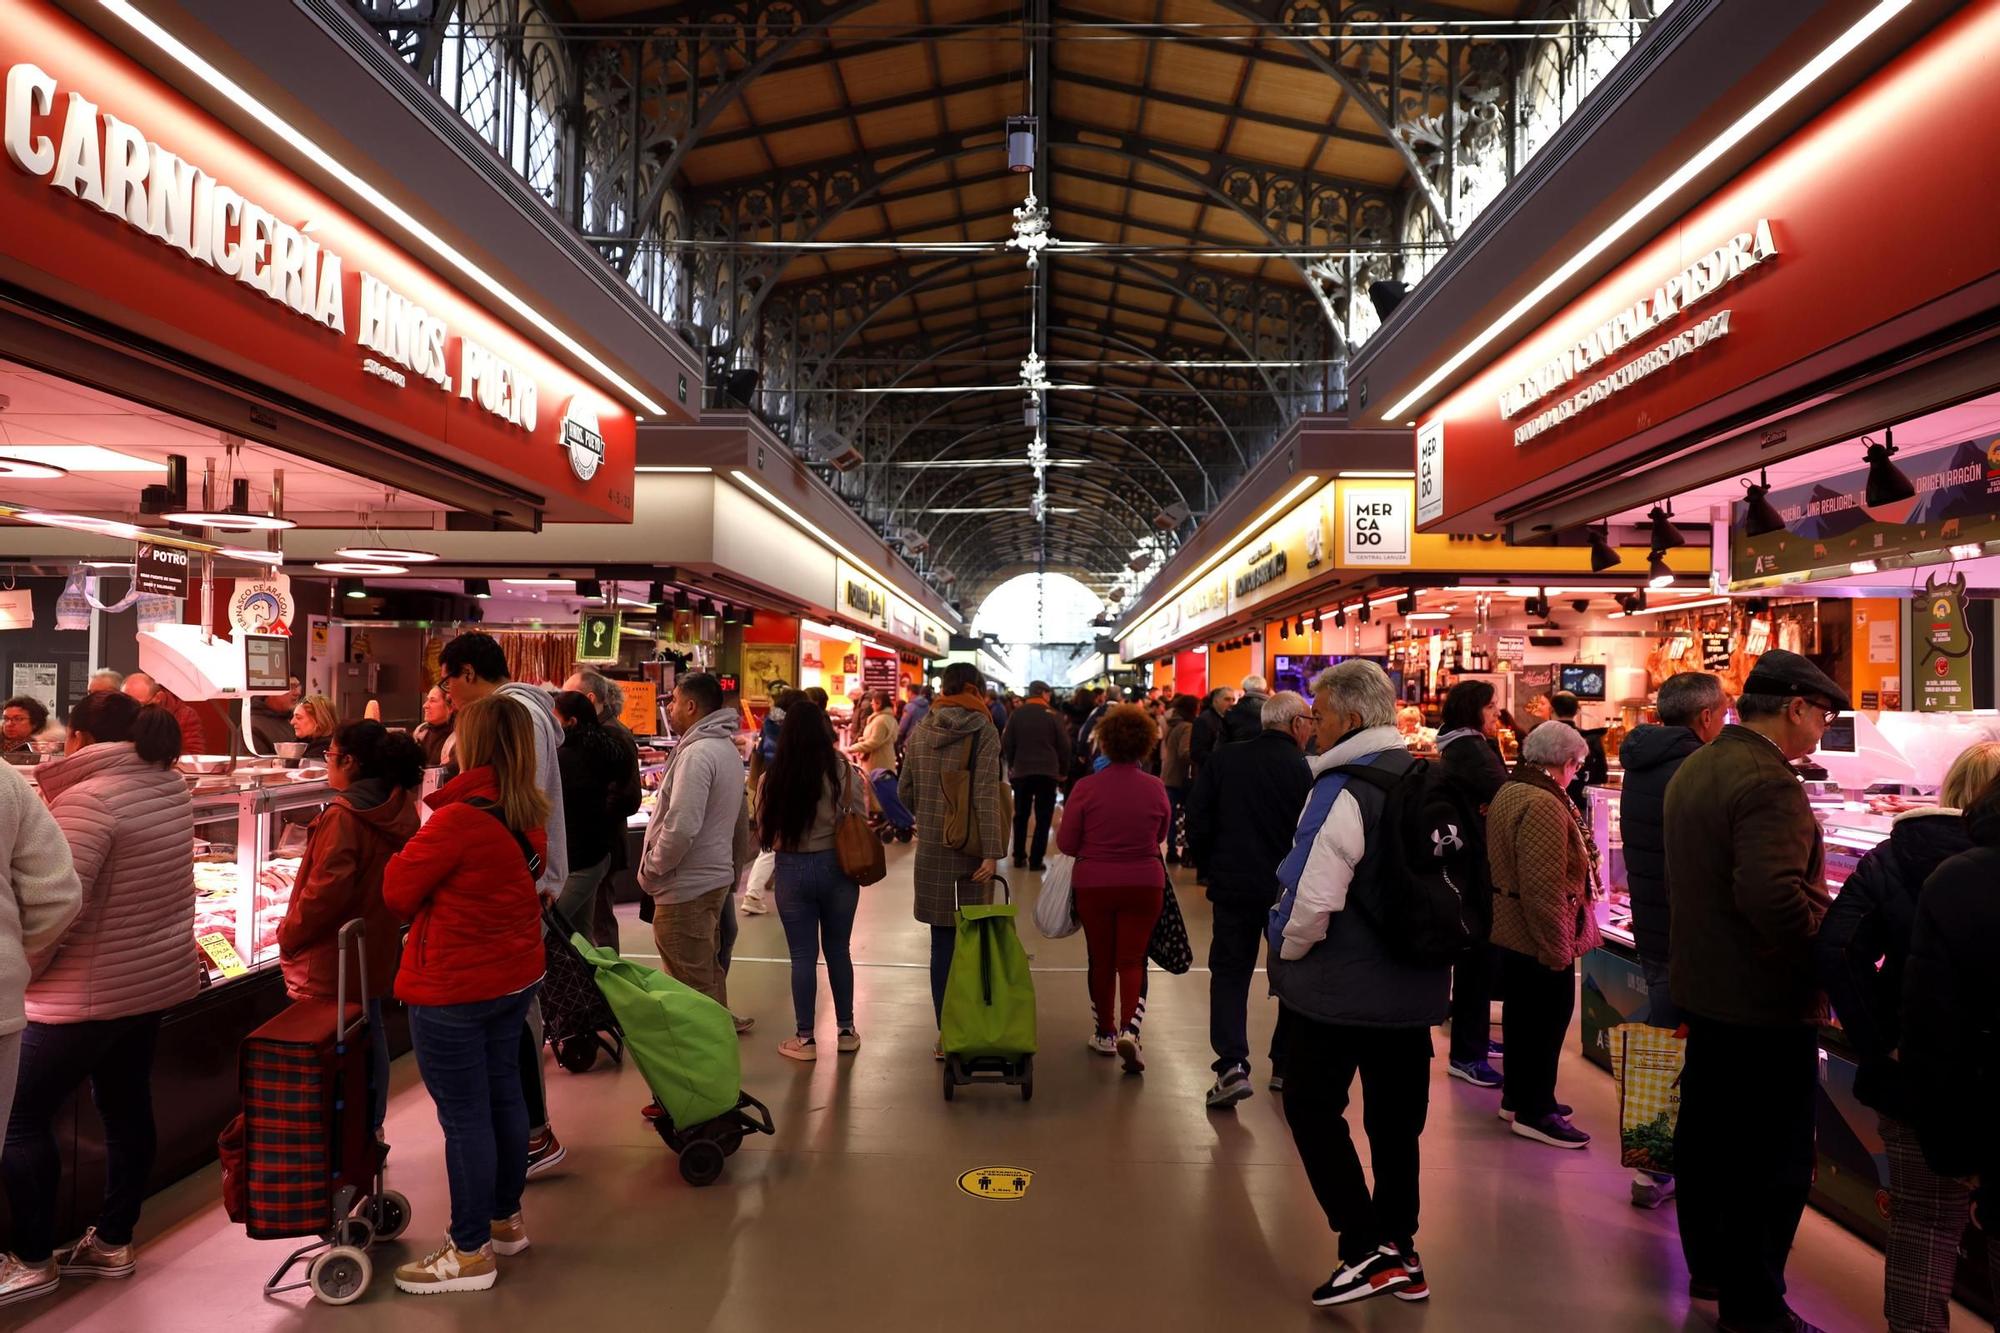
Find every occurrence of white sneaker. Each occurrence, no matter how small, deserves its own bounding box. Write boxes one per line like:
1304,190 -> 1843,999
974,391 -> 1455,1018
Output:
1086,1032 -> 1117,1056
394,1239 -> 498,1294
1116,1032 -> 1145,1074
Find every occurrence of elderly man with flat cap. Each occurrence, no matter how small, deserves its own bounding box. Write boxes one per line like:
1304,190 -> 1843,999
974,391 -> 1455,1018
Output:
1664,649 -> 1850,1333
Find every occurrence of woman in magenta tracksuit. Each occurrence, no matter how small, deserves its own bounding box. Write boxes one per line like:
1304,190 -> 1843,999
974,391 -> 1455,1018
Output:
1057,704 -> 1170,1075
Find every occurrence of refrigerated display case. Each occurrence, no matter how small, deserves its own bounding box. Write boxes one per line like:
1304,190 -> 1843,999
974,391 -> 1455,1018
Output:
189,775 -> 338,982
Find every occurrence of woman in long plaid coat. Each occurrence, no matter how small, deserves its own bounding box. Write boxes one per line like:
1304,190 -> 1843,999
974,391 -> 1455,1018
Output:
899,663 -> 1007,1027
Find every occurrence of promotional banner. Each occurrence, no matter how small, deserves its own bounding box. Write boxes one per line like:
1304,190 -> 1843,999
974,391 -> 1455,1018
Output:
1731,435 -> 2000,586
134,543 -> 190,598
227,573 -> 294,636
576,610 -> 621,663
1910,572 -> 1975,713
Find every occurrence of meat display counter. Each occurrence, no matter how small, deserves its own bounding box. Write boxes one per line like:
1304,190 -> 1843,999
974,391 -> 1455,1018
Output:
189,771 -> 338,983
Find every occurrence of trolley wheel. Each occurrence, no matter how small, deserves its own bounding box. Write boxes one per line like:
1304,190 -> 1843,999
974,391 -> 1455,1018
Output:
362,1189 -> 411,1242
332,1215 -> 375,1251
720,1132 -> 743,1157
679,1139 -> 726,1187
307,1246 -> 372,1306
1020,1055 -> 1034,1102
942,1057 -> 957,1102
554,1036 -> 599,1074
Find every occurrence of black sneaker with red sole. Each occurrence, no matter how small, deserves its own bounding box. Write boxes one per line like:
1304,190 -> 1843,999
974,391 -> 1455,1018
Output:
1310,1248 -> 1410,1307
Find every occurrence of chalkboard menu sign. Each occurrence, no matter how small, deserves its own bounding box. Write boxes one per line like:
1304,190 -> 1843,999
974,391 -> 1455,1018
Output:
1701,633 -> 1734,672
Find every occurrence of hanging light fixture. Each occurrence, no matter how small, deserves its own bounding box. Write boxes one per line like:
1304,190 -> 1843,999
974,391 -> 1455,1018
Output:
1647,550 -> 1675,588
721,603 -> 739,625
741,608 -> 756,630
1863,428 -> 1916,505
337,578 -> 367,600
1587,526 -> 1622,572
465,578 -> 492,599
648,581 -> 666,608
1313,609 -> 1323,631
1006,115 -> 1037,172
1357,600 -> 1372,625
576,578 -> 603,599
1647,502 -> 1682,550
314,561 -> 404,575
1396,592 -> 1417,617
674,589 -> 692,614
1742,470 -> 1787,537
1333,607 -> 1346,629
334,545 -> 439,563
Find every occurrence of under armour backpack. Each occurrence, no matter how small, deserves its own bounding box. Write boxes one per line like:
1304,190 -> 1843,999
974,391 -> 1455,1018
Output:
1336,759 -> 1476,967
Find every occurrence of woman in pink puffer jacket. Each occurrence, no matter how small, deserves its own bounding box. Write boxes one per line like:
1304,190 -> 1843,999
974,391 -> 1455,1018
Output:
0,692 -> 194,1309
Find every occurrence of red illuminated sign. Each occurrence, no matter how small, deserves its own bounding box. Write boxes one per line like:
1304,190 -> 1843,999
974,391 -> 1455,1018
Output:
0,4 -> 635,522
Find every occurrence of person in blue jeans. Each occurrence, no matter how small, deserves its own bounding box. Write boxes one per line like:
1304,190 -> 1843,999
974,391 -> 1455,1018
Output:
382,695 -> 552,1294
757,699 -> 863,1060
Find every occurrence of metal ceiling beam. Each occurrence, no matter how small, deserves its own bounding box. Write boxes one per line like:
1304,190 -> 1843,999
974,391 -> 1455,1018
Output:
883,418 -> 1196,518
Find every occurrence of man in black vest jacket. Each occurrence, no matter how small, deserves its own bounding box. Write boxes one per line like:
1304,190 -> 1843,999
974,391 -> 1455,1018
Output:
1185,691 -> 1313,1109
1617,671 -> 1727,1214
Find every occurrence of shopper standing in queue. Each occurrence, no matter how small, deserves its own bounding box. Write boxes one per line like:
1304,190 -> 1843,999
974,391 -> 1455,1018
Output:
899,662 -> 1005,1044
1057,704 -> 1172,1073
1184,690 -> 1312,1106
0,692 -> 189,1305
1433,680 -> 1510,1090
742,687 -> 798,917
550,691 -> 630,942
289,694 -> 338,761
1817,741 -> 2000,1333
1269,661 -> 1451,1308
1223,673 -> 1270,743
1618,670 -> 1729,1211
437,632 -> 569,1179
1158,694 -> 1197,865
276,721 -> 425,1137
119,671 -> 207,756
1001,680 -> 1070,873
562,669 -> 644,946
384,696 -> 549,1294
1900,777 -> 2000,1329
641,673 -> 747,1011
414,684 -> 456,769
1666,649 -> 1847,1333
1485,721 -> 1600,1149
759,698 -> 865,1061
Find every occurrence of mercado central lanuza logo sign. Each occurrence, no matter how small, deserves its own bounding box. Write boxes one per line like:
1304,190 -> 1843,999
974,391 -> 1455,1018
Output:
1500,219 -> 1778,447
2,61 -> 588,445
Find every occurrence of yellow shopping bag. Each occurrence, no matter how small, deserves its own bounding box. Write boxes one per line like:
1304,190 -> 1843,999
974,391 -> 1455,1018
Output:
1609,1023 -> 1685,1174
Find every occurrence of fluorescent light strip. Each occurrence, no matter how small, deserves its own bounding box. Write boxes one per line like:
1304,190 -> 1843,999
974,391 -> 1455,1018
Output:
1608,595 -> 1731,618
728,470 -> 933,631
635,466 -> 714,474
1338,470 -> 1416,479
97,1 -> 668,418
1381,1 -> 1910,423
1127,474 -> 1322,638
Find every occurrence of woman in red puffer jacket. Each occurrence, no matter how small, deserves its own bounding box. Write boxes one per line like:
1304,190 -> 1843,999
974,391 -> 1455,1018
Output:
382,696 -> 547,1296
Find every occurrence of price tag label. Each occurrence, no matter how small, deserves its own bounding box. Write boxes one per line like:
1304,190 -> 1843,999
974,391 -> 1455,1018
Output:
197,931 -> 249,978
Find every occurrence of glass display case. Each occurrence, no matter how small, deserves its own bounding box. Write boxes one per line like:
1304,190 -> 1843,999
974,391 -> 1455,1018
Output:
189,775 -> 337,983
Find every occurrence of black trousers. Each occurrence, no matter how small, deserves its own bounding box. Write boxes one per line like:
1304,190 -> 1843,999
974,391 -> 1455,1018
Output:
1206,895 -> 1288,1075
1676,1016 -> 1818,1324
1011,775 -> 1058,864
1,1012 -> 164,1261
1447,936 -> 1499,1064
1280,1012 -> 1432,1263
1497,947 -> 1574,1120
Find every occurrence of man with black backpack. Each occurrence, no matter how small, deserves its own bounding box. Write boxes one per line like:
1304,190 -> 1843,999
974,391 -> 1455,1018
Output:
1267,661 -> 1455,1309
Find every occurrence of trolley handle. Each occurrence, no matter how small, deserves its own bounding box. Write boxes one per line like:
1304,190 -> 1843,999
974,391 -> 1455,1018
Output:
953,874 -> 1010,908
332,919 -> 371,1045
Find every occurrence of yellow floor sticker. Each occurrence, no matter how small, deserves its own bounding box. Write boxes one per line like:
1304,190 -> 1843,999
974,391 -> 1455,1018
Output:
957,1167 -> 1034,1201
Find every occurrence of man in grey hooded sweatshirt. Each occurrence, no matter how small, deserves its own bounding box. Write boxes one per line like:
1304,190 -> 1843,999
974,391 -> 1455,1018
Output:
641,673 -> 745,1006
439,631 -> 571,1176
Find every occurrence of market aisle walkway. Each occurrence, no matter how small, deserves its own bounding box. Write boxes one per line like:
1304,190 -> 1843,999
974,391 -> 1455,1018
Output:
20,849 -> 1946,1331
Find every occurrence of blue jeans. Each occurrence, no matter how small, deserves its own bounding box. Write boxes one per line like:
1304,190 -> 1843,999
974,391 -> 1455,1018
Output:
366,997 -> 389,1133
409,985 -> 540,1252
774,850 -> 859,1037
0,1012 -> 163,1261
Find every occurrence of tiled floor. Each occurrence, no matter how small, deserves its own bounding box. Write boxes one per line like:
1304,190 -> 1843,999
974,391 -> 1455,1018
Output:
17,849 -> 1959,1330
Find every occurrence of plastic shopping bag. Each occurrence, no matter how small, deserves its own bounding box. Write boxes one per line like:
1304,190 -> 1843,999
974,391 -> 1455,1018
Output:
1032,853 -> 1079,938
1609,1022 -> 1685,1175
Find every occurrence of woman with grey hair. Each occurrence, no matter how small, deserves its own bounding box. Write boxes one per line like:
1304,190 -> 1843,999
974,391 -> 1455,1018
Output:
1485,721 -> 1601,1149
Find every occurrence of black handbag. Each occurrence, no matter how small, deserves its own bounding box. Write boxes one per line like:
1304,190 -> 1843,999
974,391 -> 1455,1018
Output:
1147,872 -> 1193,975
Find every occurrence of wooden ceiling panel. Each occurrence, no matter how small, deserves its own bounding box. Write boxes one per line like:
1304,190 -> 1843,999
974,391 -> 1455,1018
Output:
1223,121 -> 1329,175
1055,35 -> 1149,85
837,45 -> 938,102
1148,42 -> 1249,110
1316,139 -> 1403,185
854,101 -> 947,149
942,87 -> 1019,133
1137,99 -> 1229,153
739,63 -> 845,123
755,123 -> 860,170
1053,85 -> 1141,135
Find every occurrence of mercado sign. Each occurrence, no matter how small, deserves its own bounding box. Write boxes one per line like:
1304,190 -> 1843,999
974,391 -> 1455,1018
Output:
1729,435 -> 2000,587
0,7 -> 637,521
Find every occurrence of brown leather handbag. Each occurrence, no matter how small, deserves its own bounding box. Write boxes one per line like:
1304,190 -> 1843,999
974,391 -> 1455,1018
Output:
834,767 -> 887,886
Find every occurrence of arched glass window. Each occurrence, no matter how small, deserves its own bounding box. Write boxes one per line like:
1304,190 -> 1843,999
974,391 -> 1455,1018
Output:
1518,1 -> 1671,167
423,0 -> 569,208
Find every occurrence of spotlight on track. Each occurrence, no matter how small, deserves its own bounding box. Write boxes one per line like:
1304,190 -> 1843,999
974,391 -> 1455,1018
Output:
1648,503 -> 1682,550
1742,470 -> 1787,537
1588,526 -> 1621,572
1864,428 -> 1916,506
1648,550 -> 1675,588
